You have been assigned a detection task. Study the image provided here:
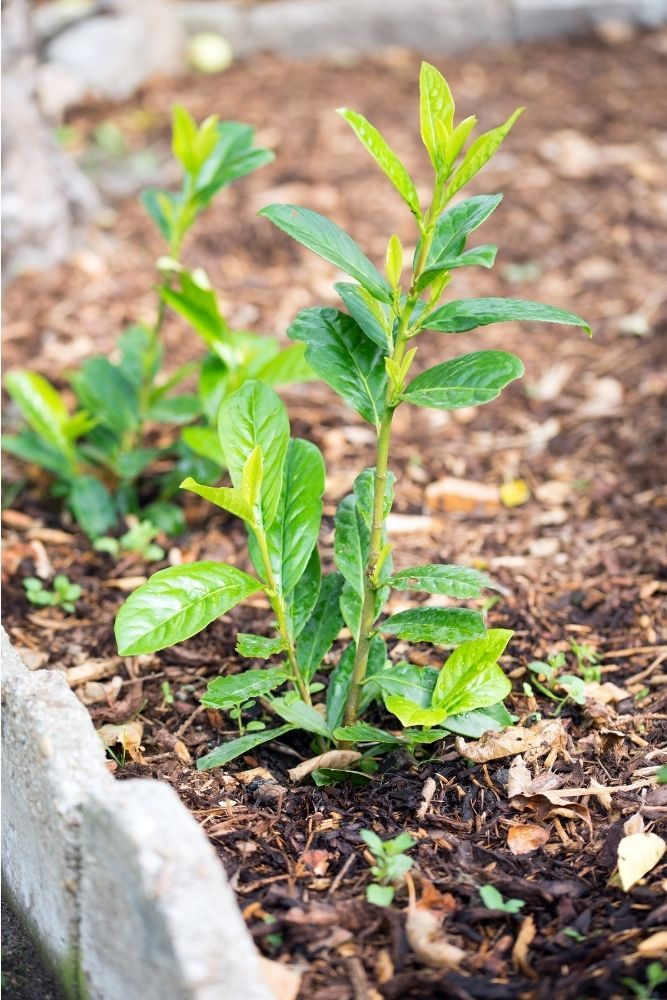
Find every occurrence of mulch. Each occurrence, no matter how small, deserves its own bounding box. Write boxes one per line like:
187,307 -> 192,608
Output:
3,28 -> 667,1000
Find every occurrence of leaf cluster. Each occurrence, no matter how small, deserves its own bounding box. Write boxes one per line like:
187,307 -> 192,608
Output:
23,574 -> 81,613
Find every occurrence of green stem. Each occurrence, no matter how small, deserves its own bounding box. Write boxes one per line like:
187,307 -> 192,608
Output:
254,526 -> 312,705
341,200 -> 443,727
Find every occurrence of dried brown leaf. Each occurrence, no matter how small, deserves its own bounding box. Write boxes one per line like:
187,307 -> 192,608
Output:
456,719 -> 567,764
507,824 -> 550,855
287,750 -> 361,783
97,720 -> 144,762
259,957 -> 301,1000
617,830 -> 666,891
512,915 -> 536,977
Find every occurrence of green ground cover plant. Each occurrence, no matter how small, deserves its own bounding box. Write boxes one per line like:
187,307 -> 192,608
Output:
3,107 -> 310,539
115,64 -> 590,776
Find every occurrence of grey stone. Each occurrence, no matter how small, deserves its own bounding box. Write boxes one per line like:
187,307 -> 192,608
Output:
79,780 -> 274,1000
510,0 -> 667,38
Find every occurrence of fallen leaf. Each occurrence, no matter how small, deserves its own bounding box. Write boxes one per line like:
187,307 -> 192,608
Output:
406,880 -> 465,970
301,850 -> 330,876
507,755 -> 533,797
67,658 -> 122,687
97,720 -> 144,762
287,750 -> 361,783
30,539 -> 54,579
507,824 -> 549,855
456,719 -> 567,764
512,915 -> 536,977
259,956 -> 302,1000
617,830 -> 666,891
500,479 -> 530,508
174,739 -> 193,765
583,681 -> 629,705
77,676 -> 123,706
638,930 -> 667,959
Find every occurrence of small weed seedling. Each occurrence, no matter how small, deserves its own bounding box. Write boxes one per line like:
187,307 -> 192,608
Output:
115,65 -> 590,772
3,107 -> 310,539
361,830 -> 416,906
94,518 -> 165,562
479,885 -> 525,914
570,639 -> 602,682
23,574 -> 81,613
622,964 -> 667,1000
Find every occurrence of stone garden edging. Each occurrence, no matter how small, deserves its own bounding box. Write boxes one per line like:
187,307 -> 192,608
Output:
1,629 -> 276,1000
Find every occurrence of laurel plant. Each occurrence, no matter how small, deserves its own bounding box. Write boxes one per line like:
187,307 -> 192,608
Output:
115,64 -> 590,776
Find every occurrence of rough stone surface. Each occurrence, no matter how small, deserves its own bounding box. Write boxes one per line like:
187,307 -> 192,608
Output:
0,629 -> 112,988
511,0 -> 667,37
79,780 -> 274,1000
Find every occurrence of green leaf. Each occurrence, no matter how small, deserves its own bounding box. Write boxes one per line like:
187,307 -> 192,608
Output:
334,494 -> 367,611
235,634 -> 287,659
384,695 -> 448,728
171,105 -> 200,174
432,628 -> 512,715
357,637 -> 390,713
422,195 -> 503,279
115,561 -> 263,655
252,438 -> 325,596
380,607 -> 486,645
367,884 -> 395,907
68,476 -> 117,538
252,343 -> 314,386
443,701 -> 513,738
296,572 -> 344,681
335,282 -> 391,349
288,308 -> 388,428
387,563 -> 493,598
369,662 -> 439,708
270,696 -> 331,738
71,358 -> 138,435
201,667 -> 287,709
194,122 -> 274,207
141,188 -> 180,243
333,722 -> 403,745
479,885 -> 525,914
259,204 -> 391,303
353,467 -> 395,530
401,350 -> 524,410
337,109 -> 420,217
446,108 -> 524,199
117,324 -> 161,387
146,394 -> 202,424
180,476 -> 253,523
287,546 -> 322,639
142,500 -> 186,536
326,642 -> 355,731
197,724 -> 296,770
424,297 -> 592,336
420,62 -> 455,170
217,381 -> 290,529
181,426 -> 226,466
1,431 -> 73,479
161,271 -> 230,350
5,371 -> 77,465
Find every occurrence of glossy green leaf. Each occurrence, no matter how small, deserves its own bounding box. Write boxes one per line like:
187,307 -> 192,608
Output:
401,350 -> 524,410
388,563 -> 493,598
197,724 -> 296,770
384,695 -> 447,728
338,109 -> 420,217
325,642 -> 355,731
146,394 -> 201,424
115,561 -> 263,655
287,546 -> 322,639
380,607 -> 486,645
1,431 -> 73,479
353,467 -> 395,530
181,426 -> 226,466
201,667 -> 287,709
446,108 -> 524,199
71,358 -> 138,435
194,122 -> 274,207
296,572 -> 344,681
420,62 -> 455,169
357,637 -> 390,713
333,722 -> 403,745
443,701 -> 513,738
253,343 -> 314,386
334,494 -> 367,609
68,476 -> 117,538
180,476 -> 253,523
369,662 -> 439,708
420,196 -> 504,275
335,282 -> 391,349
259,204 -> 391,303
288,308 -> 389,428
161,272 -> 230,349
5,371 -> 77,464
217,381 -> 290,529
424,297 -> 592,336
235,634 -> 287,659
271,696 -> 331,738
141,188 -> 181,243
432,628 -> 512,714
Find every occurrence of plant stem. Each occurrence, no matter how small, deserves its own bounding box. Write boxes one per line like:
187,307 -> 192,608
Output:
342,199 -> 442,727
254,526 -> 312,705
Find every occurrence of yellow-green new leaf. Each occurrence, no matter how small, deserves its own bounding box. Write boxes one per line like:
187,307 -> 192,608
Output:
241,445 -> 263,512
180,477 -> 253,524
384,695 -> 448,729
432,629 -> 513,715
446,108 -> 524,199
338,109 -> 421,218
385,234 -> 404,287
420,62 -> 455,170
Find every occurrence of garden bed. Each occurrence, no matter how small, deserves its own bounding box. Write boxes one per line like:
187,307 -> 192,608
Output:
3,32 -> 667,1000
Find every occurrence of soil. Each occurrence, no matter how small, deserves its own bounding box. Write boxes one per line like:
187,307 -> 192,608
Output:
3,29 -> 667,1000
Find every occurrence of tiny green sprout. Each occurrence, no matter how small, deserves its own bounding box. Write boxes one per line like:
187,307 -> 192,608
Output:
161,680 -> 174,706
570,640 -> 602,682
527,651 -> 586,714
361,829 -> 416,907
23,574 -> 81,614
563,927 -> 586,943
657,765 -> 667,785
622,963 -> 667,1000
94,520 -> 165,562
479,884 -> 525,914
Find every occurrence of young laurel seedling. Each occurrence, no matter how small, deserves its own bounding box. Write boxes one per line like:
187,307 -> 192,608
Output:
3,108 -> 310,539
115,65 -> 590,775
23,574 -> 81,614
361,830 -> 416,907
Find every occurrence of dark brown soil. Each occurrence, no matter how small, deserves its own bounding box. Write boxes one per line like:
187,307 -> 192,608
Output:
3,29 -> 666,1000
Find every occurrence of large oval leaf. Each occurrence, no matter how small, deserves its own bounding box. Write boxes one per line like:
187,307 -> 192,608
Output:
197,724 -> 296,771
115,562 -> 263,655
423,194 -> 503,271
432,628 -> 513,714
423,297 -> 591,335
5,370 -> 76,464
388,563 -> 493,598
286,546 -> 322,639
259,204 -> 391,303
380,607 -> 486,645
218,381 -> 290,529
296,572 -> 344,681
335,282 -> 391,349
369,662 -> 439,708
338,109 -> 420,217
288,308 -> 388,428
201,667 -> 287,710
401,350 -> 524,410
